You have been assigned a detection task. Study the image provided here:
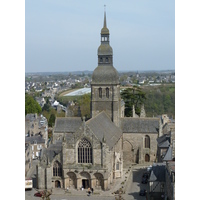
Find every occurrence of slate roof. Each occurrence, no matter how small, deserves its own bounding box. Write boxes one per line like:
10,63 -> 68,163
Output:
120,118 -> 159,133
54,117 -> 82,133
157,134 -> 170,148
149,163 -> 166,182
159,140 -> 170,148
41,140 -> 62,162
163,146 -> 172,161
25,113 -> 37,121
86,111 -> 122,150
25,135 -> 45,144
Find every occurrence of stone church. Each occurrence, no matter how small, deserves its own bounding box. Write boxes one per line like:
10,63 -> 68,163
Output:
37,10 -> 160,191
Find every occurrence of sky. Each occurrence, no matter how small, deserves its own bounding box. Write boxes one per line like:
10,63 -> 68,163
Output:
25,0 -> 175,72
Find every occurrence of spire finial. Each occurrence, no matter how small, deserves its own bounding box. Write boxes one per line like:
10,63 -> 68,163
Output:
104,5 -> 107,28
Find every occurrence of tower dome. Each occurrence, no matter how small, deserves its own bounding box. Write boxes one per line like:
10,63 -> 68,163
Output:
92,65 -> 119,84
91,7 -> 119,85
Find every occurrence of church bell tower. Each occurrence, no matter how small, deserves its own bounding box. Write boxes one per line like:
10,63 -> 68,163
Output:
91,7 -> 121,127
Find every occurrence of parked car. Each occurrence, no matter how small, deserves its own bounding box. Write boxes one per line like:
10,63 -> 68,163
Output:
139,189 -> 147,196
141,177 -> 148,184
34,192 -> 42,197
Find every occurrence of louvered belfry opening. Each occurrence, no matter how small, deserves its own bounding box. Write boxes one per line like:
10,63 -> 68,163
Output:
78,138 -> 92,164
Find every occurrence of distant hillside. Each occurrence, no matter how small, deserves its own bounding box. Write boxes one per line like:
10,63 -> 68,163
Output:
142,84 -> 175,118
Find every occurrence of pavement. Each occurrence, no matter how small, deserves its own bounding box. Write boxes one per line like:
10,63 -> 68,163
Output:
25,163 -> 152,200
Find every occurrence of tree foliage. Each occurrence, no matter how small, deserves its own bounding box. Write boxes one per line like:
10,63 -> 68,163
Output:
77,94 -> 91,119
48,113 -> 56,127
25,93 -> 42,115
144,85 -> 175,118
121,86 -> 146,117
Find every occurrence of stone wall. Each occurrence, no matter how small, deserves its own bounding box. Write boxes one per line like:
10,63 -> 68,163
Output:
123,133 -> 157,164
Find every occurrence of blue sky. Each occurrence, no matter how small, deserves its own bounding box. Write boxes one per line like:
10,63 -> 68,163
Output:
25,0 -> 175,72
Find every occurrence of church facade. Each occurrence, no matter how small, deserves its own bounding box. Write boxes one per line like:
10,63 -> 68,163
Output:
37,10 -> 160,191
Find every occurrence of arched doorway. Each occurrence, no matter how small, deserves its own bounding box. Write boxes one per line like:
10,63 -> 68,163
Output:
80,172 -> 90,189
67,172 -> 76,188
55,180 -> 61,188
93,173 -> 104,190
123,140 -> 134,163
145,154 -> 150,162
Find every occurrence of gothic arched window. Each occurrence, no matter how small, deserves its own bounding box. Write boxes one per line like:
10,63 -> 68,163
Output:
78,138 -> 92,164
53,161 -> 62,177
99,88 -> 102,98
145,135 -> 150,148
106,87 -> 109,98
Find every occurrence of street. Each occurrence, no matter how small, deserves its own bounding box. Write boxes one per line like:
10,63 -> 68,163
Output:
122,167 -> 148,200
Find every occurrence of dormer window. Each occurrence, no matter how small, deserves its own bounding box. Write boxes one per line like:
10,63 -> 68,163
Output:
100,57 -> 103,63
105,57 -> 108,63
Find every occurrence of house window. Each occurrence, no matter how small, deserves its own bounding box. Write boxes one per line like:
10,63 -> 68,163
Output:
53,161 -> 62,177
99,88 -> 102,98
145,135 -> 150,148
105,57 -> 108,62
106,87 -> 109,98
78,138 -> 92,164
100,57 -> 103,63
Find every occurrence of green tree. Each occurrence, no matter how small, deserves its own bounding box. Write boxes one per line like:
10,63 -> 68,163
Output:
48,113 -> 56,127
121,86 -> 146,117
77,94 -> 91,119
25,94 -> 42,115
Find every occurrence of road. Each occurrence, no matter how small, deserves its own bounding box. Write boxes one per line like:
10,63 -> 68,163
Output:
122,167 -> 148,200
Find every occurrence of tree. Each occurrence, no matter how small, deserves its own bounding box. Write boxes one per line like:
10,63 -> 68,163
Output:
48,113 -> 56,127
121,86 -> 146,117
25,94 -> 42,115
78,94 -> 91,119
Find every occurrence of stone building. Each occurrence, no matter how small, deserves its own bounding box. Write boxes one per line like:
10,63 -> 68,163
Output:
25,135 -> 46,159
25,142 -> 32,177
25,113 -> 48,147
37,9 -> 160,191
165,161 -> 175,200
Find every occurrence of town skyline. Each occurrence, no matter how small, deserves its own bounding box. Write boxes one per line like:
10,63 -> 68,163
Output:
25,0 -> 175,73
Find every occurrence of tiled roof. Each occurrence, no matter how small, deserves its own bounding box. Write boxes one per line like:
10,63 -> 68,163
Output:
120,118 -> 159,133
157,134 -> 170,148
149,163 -> 166,182
25,135 -> 45,144
87,111 -> 122,150
54,117 -> 82,133
41,141 -> 62,162
163,146 -> 172,161
159,140 -> 170,148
